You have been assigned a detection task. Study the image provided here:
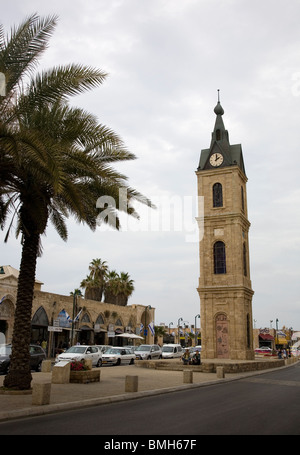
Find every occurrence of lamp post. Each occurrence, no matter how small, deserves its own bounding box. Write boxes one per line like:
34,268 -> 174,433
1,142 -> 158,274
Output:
195,314 -> 200,347
144,305 -> 151,343
276,318 -> 279,348
177,317 -> 183,345
168,322 -> 173,341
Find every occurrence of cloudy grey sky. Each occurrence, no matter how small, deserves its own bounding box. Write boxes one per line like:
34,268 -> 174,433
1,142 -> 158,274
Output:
1,0 -> 300,331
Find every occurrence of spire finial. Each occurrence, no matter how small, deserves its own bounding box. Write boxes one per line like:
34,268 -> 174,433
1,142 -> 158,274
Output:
214,90 -> 224,115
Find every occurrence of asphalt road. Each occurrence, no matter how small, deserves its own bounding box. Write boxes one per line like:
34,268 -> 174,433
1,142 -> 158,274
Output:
0,363 -> 299,436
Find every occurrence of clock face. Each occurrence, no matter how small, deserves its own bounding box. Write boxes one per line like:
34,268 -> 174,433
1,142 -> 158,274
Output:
209,153 -> 224,167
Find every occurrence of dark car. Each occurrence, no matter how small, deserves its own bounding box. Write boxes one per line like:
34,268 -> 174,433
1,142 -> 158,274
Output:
0,344 -> 46,374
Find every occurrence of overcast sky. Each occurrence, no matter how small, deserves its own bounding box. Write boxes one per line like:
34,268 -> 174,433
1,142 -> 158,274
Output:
1,0 -> 300,331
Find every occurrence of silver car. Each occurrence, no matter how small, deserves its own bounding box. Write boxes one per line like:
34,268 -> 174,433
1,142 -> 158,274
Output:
135,344 -> 162,360
102,347 -> 135,366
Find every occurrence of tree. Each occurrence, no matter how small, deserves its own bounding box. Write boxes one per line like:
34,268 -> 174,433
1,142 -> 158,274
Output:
103,270 -> 119,305
0,15 -> 152,389
115,272 -> 135,306
80,258 -> 108,301
103,270 -> 135,306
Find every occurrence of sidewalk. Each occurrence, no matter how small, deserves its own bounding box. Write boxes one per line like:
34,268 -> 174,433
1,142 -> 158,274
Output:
0,359 -> 296,422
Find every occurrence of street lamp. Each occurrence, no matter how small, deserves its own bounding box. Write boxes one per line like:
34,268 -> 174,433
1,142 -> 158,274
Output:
168,322 -> 173,334
195,314 -> 200,347
177,317 -> 183,345
144,305 -> 152,342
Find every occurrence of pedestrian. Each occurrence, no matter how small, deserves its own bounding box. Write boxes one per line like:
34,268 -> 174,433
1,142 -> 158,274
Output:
192,350 -> 201,365
182,349 -> 190,365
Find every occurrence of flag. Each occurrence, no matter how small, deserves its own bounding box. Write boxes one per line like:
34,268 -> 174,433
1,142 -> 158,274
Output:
61,309 -> 72,322
148,322 -> 155,336
139,323 -> 144,333
74,309 -> 82,322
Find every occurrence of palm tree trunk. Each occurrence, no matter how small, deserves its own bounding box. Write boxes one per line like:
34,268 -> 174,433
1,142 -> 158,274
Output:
3,232 -> 40,390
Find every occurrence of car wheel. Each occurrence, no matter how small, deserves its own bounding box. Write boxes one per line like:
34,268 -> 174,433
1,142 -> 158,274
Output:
116,358 -> 121,366
129,358 -> 134,365
35,361 -> 42,372
147,356 -> 151,360
97,358 -> 102,367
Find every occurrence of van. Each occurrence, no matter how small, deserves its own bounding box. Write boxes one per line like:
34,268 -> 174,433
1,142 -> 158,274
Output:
161,343 -> 183,359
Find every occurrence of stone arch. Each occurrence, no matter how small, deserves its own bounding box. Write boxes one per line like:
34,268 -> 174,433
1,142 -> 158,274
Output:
32,306 -> 49,326
31,306 -> 49,344
96,313 -> 105,325
0,294 -> 15,343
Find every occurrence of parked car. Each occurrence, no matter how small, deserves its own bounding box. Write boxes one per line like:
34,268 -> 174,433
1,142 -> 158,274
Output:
161,343 -> 183,359
125,346 -> 137,354
0,344 -> 46,374
55,345 -> 102,367
101,347 -> 135,366
135,344 -> 162,360
96,345 -> 112,353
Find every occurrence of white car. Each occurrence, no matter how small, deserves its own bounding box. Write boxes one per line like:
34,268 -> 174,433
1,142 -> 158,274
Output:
101,347 -> 135,366
161,344 -> 183,359
135,344 -> 162,360
55,345 -> 102,367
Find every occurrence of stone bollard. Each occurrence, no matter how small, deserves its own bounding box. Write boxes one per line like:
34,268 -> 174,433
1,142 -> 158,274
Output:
85,359 -> 92,370
125,375 -> 138,392
216,366 -> 225,379
32,382 -> 51,406
52,360 -> 70,384
183,370 -> 193,384
41,360 -> 52,373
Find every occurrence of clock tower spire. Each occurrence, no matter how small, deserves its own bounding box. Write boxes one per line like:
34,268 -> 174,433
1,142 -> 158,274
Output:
196,95 -> 254,360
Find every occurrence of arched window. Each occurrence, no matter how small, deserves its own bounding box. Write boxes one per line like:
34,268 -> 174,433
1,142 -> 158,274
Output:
32,306 -> 49,326
216,129 -> 221,141
214,241 -> 226,274
213,183 -> 223,207
243,242 -> 247,276
82,313 -> 90,323
241,186 -> 245,211
96,314 -> 105,325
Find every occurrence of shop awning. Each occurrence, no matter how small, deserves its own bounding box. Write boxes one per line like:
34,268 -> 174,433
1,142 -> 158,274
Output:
259,333 -> 274,340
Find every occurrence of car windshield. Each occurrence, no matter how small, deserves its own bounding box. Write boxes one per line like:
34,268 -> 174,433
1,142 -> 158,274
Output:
105,348 -> 122,354
0,346 -> 11,355
136,345 -> 150,351
162,346 -> 173,352
65,346 -> 86,354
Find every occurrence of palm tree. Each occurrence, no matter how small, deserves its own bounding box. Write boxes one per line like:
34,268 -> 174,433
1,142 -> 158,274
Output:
116,272 -> 135,306
80,274 -> 103,301
103,270 -> 119,305
104,270 -> 134,306
80,258 -> 108,301
0,15 -> 152,390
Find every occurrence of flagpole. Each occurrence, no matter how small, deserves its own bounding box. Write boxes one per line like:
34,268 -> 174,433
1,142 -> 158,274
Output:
71,292 -> 76,346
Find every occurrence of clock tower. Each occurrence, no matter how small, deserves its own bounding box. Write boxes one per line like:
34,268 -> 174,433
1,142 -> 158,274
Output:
196,95 -> 254,360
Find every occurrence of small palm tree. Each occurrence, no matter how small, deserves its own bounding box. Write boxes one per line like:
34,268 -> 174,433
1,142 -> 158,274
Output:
116,272 -> 135,306
0,15 -> 152,390
104,270 -> 119,305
